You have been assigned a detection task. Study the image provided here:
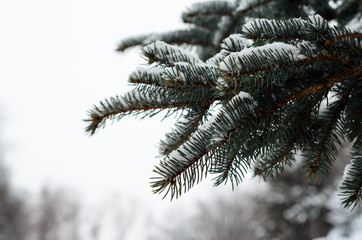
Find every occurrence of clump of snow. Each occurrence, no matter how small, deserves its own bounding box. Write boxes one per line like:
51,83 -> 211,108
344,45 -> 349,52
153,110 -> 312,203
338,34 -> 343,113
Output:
235,91 -> 252,101
199,112 -> 218,131
174,62 -> 190,67
342,163 -> 352,182
207,90 -> 255,139
341,163 -> 353,182
167,144 -> 190,162
308,14 -> 326,25
206,49 -> 230,66
131,66 -> 163,78
221,34 -> 252,51
219,42 -> 306,73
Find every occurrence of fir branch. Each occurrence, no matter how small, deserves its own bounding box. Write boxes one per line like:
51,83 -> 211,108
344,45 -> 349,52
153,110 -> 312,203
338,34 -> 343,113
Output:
142,41 -> 204,66
326,30 -> 362,54
159,105 -> 211,156
220,42 -> 305,76
155,28 -> 216,48
87,6 -> 362,209
300,55 -> 356,70
210,117 -> 256,188
182,1 -> 235,23
116,34 -> 153,52
86,99 -> 190,135
212,148 -> 248,188
152,92 -> 255,198
325,32 -> 362,46
211,67 -> 357,184
129,66 -> 216,89
128,67 -> 165,87
85,87 -> 212,135
306,84 -> 354,179
340,137 -> 362,209
220,42 -> 310,93
207,94 -> 259,187
252,87 -> 328,179
116,29 -> 215,52
242,15 -> 362,51
254,123 -> 300,179
163,62 -> 218,88
223,80 -> 332,148
151,131 -> 214,199
220,34 -> 252,52
209,92 -> 255,139
241,17 -> 306,44
341,160 -> 362,209
280,68 -> 361,106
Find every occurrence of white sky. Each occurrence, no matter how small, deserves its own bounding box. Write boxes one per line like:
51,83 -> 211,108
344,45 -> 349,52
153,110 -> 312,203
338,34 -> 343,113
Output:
0,0 -> 259,238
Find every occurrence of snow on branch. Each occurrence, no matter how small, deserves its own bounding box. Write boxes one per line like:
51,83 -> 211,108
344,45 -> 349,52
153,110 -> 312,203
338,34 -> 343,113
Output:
159,106 -> 211,156
219,42 -> 306,73
217,41 -> 310,93
151,91 -> 254,199
163,62 -> 218,87
129,67 -> 164,86
142,41 -> 204,66
221,33 -> 252,52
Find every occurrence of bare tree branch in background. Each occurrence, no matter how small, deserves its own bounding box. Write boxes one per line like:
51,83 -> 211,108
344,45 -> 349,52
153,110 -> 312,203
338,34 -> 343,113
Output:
0,121 -> 29,240
77,193 -> 139,240
0,163 -> 29,240
29,187 -> 82,240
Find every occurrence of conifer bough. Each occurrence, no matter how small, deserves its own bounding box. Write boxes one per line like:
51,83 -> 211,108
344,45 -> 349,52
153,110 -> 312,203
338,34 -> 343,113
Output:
86,0 -> 362,209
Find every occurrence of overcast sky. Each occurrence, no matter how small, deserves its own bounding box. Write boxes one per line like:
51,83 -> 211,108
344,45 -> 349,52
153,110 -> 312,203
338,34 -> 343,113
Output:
0,0 -> 261,238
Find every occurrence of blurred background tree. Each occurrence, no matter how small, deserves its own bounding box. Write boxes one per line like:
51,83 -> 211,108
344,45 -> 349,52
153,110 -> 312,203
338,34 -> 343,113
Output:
0,159 -> 29,240
0,119 -> 29,240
